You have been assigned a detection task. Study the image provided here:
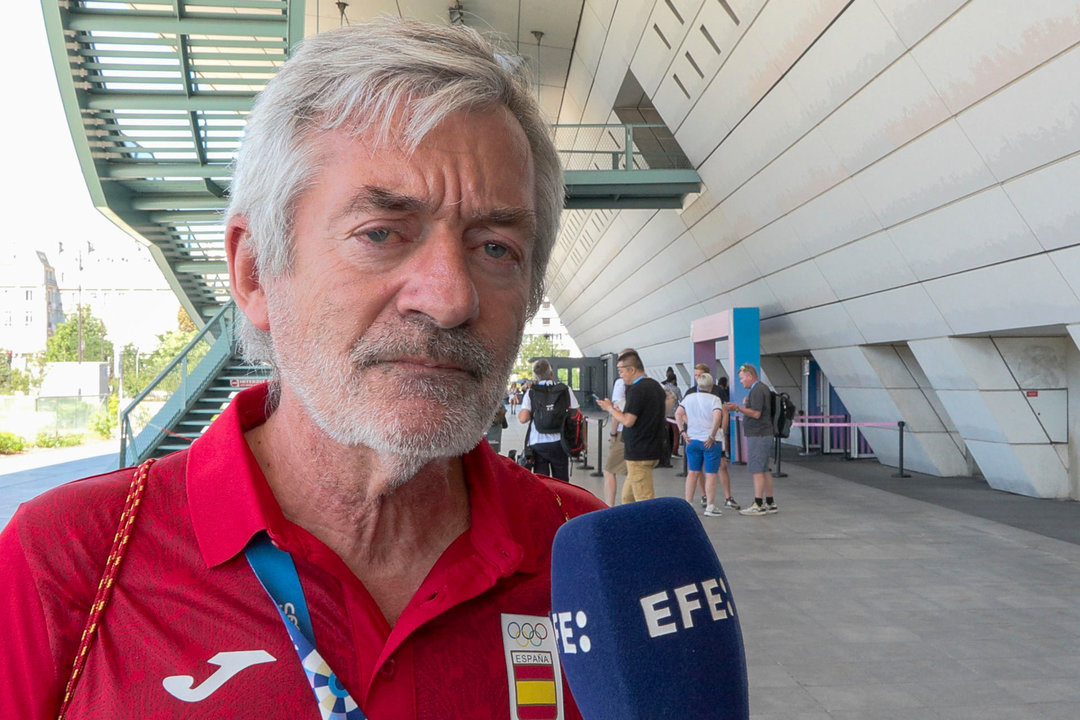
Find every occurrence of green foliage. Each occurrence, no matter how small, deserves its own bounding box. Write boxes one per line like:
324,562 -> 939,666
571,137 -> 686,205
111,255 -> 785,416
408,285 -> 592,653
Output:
0,349 -> 31,394
0,431 -> 26,454
35,431 -> 85,448
90,394 -> 119,439
45,306 -> 114,363
512,334 -> 570,381
122,329 -> 206,397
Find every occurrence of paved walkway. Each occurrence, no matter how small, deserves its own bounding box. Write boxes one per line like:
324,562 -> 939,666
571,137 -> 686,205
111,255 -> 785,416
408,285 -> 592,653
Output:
5,419 -> 1080,719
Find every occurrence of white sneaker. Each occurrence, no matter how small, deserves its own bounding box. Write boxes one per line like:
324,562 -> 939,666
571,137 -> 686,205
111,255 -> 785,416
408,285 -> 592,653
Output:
703,504 -> 722,517
739,503 -> 768,517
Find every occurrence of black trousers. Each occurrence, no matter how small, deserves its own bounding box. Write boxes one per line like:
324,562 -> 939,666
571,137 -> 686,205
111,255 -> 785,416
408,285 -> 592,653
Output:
530,440 -> 570,482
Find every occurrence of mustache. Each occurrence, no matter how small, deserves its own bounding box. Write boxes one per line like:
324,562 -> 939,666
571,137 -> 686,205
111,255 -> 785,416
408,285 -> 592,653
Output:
349,317 -> 497,380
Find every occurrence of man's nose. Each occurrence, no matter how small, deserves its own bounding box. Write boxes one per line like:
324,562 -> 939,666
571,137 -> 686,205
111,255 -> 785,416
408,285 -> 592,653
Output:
396,230 -> 480,328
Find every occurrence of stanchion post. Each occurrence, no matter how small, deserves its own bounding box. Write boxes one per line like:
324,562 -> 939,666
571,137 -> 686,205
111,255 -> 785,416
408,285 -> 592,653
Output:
578,417 -> 594,470
772,435 -> 787,478
590,417 -> 606,477
676,435 -> 687,478
891,420 -> 911,478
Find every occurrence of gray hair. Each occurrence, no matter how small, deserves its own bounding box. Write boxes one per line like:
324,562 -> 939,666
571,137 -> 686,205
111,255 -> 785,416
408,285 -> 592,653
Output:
227,18 -> 564,364
696,372 -> 714,391
532,358 -> 554,381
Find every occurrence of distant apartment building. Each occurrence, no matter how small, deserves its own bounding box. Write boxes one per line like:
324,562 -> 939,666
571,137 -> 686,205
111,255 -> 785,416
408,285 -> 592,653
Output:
0,251 -> 64,356
523,297 -> 581,357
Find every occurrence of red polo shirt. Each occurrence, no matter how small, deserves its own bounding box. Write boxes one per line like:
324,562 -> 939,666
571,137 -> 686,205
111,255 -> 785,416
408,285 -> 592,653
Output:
1,384 -> 604,719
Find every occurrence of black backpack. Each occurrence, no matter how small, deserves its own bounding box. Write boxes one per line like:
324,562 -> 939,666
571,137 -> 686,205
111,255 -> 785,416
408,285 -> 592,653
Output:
529,383 -> 572,434
770,390 -> 797,439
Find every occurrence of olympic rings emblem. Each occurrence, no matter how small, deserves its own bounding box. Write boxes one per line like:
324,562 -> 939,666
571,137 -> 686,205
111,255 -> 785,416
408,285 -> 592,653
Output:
506,621 -> 548,648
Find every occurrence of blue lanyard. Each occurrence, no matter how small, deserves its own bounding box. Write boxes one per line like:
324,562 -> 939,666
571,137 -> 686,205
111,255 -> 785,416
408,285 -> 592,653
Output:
245,534 -> 366,720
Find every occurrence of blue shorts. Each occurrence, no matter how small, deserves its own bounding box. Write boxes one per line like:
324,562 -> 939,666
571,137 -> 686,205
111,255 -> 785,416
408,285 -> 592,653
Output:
686,439 -> 723,474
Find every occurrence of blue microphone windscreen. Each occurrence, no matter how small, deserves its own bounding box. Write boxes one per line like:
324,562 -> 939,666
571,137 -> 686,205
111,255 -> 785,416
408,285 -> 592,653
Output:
550,497 -> 748,720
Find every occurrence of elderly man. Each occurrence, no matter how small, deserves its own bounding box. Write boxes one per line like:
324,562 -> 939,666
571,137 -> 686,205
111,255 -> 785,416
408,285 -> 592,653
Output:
725,362 -> 778,516
675,372 -> 730,517
1,19 -> 603,719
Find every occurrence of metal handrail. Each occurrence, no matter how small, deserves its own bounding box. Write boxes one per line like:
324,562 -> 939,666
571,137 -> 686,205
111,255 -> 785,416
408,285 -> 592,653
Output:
118,301 -> 237,465
551,123 -> 694,171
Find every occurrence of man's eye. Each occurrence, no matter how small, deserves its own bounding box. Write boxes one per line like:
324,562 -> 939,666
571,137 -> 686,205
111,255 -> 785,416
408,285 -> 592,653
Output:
361,228 -> 394,243
483,243 -> 509,259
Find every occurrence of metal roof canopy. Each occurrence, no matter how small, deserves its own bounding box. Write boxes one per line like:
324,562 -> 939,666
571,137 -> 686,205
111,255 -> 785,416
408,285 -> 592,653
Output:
41,1 -> 699,325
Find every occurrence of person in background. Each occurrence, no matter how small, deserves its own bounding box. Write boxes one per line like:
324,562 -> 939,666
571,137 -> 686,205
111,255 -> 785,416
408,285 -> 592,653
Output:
518,358 -> 578,482
684,363 -> 739,510
676,372 -> 730,517
725,363 -> 777,516
599,350 -> 666,503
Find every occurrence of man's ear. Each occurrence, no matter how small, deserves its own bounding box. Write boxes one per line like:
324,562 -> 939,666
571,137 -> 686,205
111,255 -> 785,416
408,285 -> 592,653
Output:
225,216 -> 270,332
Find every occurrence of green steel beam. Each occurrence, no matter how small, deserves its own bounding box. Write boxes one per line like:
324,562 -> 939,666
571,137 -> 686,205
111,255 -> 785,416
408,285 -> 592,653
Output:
84,93 -> 256,111
65,12 -> 289,38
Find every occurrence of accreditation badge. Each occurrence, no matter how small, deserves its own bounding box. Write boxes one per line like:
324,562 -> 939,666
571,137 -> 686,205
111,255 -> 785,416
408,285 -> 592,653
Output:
500,613 -> 564,720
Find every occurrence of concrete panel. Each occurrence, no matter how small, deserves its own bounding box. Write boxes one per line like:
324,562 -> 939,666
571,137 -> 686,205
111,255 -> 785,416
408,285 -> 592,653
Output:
886,186 -> 1043,281
842,285 -> 952,345
1004,154 -> 1080,251
764,260 -> 838,315
958,44 -> 1080,182
907,430 -> 970,477
771,303 -> 865,351
709,278 -> 780,319
1012,443 -> 1070,498
911,0 -> 1080,115
934,390 -> 1006,443
601,0 -> 653,66
862,345 -> 918,389
563,58 -> 595,125
790,180 -> 883,257
896,344 -> 932,388
836,387 -> 901,424
696,241 -> 758,298
889,388 -> 946,433
964,440 -> 1034,496
575,2 -> 609,76
950,338 -> 1018,391
922,255 -> 1080,336
818,54 -> 951,176
687,202 -> 740,258
853,120 -> 998,229
755,127 -> 848,223
872,0 -> 968,48
740,215 -> 808,276
908,337 -> 977,390
695,79 -> 807,201
1049,244 -> 1080,298
585,0 -> 618,28
995,337 -> 1068,389
783,0 -> 904,122
982,390 -> 1050,444
812,346 -> 878,388
814,230 -> 916,300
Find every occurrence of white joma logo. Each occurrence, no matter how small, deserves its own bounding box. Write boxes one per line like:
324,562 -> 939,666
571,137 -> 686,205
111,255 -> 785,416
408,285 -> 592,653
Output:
163,650 -> 276,702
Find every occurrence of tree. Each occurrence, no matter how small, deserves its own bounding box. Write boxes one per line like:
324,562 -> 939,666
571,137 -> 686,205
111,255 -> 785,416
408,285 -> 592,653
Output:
45,306 -> 113,363
0,349 -> 31,394
512,334 -> 569,381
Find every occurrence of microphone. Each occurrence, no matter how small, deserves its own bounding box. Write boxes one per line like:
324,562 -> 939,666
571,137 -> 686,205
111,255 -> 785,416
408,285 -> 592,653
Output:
550,497 -> 749,720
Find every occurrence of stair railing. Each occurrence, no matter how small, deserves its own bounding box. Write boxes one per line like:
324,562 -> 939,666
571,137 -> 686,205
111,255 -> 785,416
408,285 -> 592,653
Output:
118,301 -> 239,467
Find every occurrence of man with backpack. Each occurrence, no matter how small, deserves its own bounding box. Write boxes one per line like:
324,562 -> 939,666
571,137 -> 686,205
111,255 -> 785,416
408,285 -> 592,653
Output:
519,358 -> 579,482
724,363 -> 779,516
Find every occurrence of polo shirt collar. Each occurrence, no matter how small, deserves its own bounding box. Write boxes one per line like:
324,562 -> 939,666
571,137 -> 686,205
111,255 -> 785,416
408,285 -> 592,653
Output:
187,383 -> 532,574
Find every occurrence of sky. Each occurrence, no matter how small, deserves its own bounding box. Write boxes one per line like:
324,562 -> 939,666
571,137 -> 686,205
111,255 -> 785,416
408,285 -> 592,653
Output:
0,3 -> 179,350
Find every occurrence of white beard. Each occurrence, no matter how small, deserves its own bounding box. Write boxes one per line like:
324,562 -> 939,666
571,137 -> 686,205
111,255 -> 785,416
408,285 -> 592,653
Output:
267,296 -> 520,485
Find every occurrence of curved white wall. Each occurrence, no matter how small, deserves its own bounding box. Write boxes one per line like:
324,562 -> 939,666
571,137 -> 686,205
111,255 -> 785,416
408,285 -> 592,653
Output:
549,0 -> 1080,498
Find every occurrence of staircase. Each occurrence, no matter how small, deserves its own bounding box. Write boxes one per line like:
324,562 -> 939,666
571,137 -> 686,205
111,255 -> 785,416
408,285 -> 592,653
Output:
150,359 -> 272,457
119,302 -> 271,467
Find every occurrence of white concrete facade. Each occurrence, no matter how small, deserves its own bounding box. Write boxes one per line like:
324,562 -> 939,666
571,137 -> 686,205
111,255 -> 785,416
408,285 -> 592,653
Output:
548,0 -> 1080,498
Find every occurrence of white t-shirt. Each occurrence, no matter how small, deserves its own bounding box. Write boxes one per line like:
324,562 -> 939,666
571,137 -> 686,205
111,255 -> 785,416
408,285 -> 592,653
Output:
522,381 -> 580,445
679,392 -> 724,443
611,377 -> 626,432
